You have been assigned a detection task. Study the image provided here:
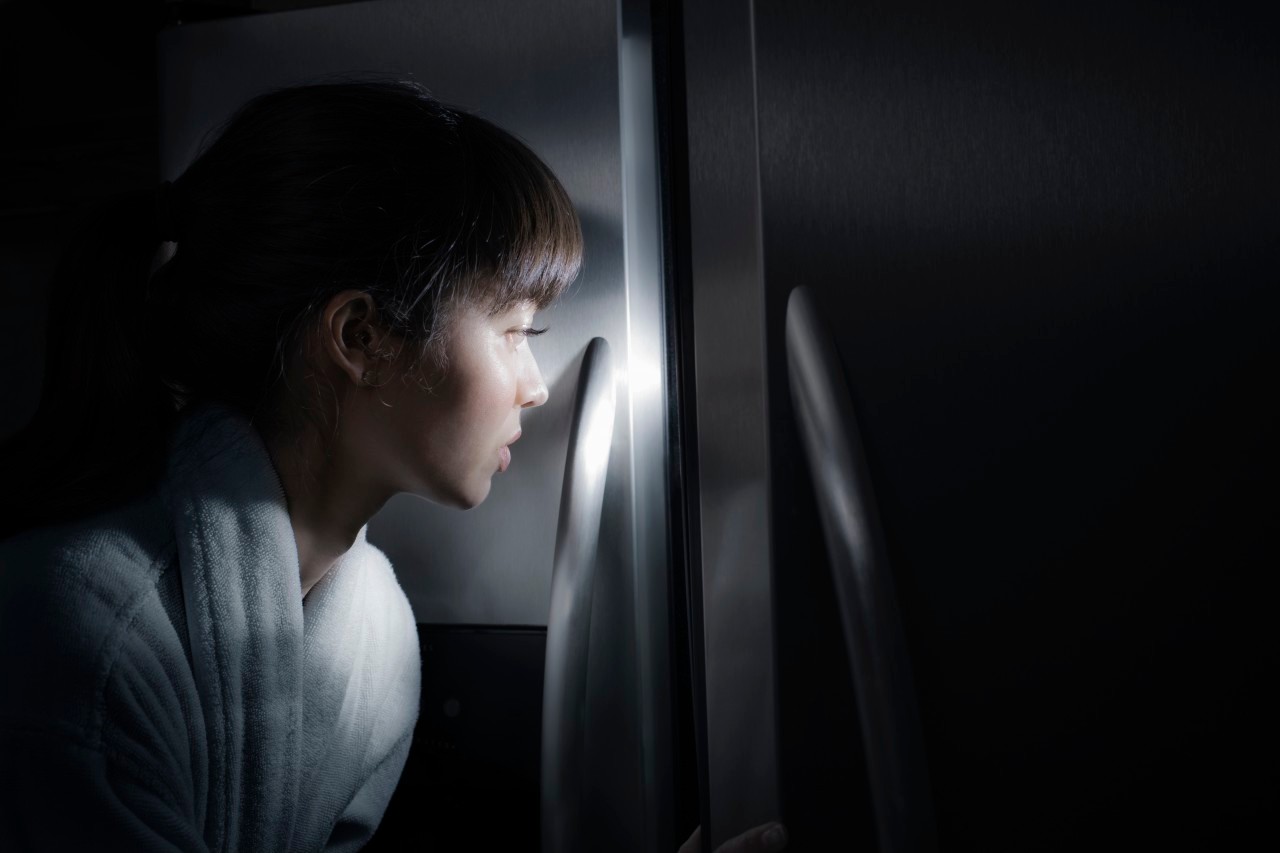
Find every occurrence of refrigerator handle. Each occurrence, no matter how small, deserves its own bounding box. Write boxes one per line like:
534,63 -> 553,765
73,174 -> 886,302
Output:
541,336 -> 616,853
784,288 -> 938,853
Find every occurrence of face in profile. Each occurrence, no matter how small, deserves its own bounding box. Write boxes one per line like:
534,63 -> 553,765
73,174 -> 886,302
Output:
380,300 -> 549,510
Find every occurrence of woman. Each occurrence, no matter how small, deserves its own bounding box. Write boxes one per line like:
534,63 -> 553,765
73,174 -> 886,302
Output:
0,80 -> 577,851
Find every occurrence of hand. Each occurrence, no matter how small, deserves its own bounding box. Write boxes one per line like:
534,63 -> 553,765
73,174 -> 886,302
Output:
678,821 -> 788,853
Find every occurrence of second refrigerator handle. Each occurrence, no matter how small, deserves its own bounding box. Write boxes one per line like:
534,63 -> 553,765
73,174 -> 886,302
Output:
785,287 -> 937,853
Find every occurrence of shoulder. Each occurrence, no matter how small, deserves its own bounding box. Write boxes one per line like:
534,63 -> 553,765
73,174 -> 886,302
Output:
0,493 -> 190,736
0,491 -> 175,600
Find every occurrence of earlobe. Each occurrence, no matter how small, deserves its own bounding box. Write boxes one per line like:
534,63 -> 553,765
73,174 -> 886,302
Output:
321,290 -> 383,387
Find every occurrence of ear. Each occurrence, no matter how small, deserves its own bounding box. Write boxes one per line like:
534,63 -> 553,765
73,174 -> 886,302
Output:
319,290 -> 387,387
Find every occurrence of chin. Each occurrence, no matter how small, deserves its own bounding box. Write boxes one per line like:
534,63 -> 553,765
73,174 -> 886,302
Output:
414,476 -> 491,511
452,479 -> 492,511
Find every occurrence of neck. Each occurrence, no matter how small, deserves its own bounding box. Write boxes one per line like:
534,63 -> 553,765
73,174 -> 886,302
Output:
263,426 -> 392,598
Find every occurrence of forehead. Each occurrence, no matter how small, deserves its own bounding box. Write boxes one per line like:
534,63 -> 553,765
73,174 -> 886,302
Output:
462,300 -> 538,329
491,298 -> 539,318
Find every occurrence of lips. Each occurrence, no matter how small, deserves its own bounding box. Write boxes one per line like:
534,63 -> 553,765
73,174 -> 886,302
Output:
497,428 -> 521,473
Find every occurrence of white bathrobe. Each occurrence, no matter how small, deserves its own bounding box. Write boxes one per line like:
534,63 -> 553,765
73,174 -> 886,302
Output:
0,402 -> 421,851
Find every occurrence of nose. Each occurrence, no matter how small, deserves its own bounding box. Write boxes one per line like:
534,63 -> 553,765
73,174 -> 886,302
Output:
520,349 -> 549,409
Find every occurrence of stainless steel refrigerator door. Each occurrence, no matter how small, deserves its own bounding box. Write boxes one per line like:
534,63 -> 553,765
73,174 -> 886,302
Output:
159,1 -> 673,849
683,0 -> 1276,849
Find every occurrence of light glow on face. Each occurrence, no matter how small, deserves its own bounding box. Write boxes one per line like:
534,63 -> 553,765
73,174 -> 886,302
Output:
379,301 -> 549,509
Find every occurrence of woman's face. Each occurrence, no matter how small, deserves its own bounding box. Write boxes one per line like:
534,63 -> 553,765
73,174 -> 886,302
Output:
378,300 -> 549,509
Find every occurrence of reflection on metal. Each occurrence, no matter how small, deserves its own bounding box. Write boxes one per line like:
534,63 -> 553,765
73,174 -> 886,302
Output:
542,337 -> 616,853
618,0 -> 674,848
785,287 -> 937,853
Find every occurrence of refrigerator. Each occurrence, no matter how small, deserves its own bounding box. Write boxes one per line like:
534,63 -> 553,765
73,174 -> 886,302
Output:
159,1 -> 1275,850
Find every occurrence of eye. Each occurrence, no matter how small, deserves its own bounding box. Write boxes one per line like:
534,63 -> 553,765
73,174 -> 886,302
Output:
509,326 -> 548,344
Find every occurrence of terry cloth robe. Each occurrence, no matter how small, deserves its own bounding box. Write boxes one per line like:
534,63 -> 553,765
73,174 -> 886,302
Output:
0,402 -> 421,852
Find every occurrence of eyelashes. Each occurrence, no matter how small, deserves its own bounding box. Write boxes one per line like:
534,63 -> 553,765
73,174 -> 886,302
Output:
507,326 -> 548,348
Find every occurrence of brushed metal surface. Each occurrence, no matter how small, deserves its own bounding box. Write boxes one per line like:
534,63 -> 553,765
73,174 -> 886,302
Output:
541,337 -> 616,853
681,0 -> 781,847
785,286 -> 936,853
750,1 -> 1277,847
618,0 -> 674,849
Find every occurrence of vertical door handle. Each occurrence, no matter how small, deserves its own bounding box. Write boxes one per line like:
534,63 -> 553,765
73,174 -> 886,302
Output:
785,288 -> 937,853
542,337 -> 616,853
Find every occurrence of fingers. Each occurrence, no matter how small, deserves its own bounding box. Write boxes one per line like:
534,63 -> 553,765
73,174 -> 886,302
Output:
677,825 -> 703,853
714,821 -> 789,853
676,820 -> 789,853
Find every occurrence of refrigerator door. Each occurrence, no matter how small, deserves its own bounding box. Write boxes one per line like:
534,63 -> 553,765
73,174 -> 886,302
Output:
159,1 -> 673,850
681,0 -> 1275,849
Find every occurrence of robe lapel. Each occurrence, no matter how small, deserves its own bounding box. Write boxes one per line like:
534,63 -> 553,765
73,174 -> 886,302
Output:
161,404 -> 306,852
293,525 -> 377,844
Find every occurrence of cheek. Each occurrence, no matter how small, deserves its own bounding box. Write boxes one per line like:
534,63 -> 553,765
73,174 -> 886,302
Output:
440,352 -> 518,457
391,341 -> 522,507
475,344 -> 520,409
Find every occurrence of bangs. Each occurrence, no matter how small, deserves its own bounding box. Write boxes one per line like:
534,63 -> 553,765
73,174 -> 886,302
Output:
455,113 -> 583,315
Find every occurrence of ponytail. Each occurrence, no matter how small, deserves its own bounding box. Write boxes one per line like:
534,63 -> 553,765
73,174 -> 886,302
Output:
0,188 -> 177,541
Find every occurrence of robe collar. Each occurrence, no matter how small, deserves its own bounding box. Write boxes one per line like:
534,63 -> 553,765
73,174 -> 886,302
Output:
159,400 -> 371,851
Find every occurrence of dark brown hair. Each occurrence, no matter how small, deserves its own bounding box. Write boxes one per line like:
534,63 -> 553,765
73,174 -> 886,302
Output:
0,79 -> 582,540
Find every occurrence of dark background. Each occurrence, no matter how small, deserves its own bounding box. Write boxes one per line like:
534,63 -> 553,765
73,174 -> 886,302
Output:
0,1 -> 367,440
2,0 -> 152,439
